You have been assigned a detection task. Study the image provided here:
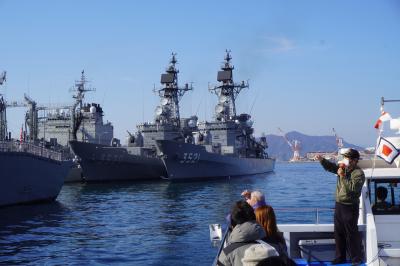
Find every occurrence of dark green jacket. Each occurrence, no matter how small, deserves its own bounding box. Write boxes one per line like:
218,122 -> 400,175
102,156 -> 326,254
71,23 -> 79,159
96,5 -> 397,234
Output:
320,159 -> 365,205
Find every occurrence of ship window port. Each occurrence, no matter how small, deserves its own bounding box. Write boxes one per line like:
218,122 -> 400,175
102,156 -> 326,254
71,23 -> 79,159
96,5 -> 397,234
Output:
369,179 -> 400,214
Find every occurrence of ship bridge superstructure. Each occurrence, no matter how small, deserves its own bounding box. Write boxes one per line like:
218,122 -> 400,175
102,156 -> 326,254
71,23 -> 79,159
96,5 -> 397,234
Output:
195,51 -> 267,159
37,71 -> 113,146
136,53 -> 197,148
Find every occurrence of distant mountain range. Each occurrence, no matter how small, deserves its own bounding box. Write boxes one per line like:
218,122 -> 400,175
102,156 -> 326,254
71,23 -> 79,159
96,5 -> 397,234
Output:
264,131 -> 364,161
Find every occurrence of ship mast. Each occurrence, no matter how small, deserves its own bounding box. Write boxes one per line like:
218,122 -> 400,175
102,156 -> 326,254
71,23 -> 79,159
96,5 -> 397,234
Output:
155,53 -> 192,127
0,71 -> 7,140
210,50 -> 249,121
70,70 -> 95,141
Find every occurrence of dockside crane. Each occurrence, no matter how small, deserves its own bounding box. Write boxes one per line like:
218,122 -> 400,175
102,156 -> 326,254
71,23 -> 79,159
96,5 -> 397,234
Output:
332,128 -> 343,154
278,127 -> 301,161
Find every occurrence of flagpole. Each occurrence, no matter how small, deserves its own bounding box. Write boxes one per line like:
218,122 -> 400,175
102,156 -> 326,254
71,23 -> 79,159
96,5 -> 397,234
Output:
371,99 -> 385,177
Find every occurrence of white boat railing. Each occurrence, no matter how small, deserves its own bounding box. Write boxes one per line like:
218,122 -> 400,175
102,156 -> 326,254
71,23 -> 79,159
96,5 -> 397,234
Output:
360,184 -> 380,266
0,141 -> 70,162
274,207 -> 334,224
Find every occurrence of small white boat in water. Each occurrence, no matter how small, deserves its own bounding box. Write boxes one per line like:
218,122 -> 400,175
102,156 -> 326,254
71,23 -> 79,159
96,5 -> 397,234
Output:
213,97 -> 400,265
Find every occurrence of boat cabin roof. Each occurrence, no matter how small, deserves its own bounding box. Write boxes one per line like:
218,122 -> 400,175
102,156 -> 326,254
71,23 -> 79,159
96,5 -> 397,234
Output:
363,168 -> 400,180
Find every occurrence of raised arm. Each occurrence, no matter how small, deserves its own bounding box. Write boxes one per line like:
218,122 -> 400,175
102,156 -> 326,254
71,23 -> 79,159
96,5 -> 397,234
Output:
316,154 -> 339,174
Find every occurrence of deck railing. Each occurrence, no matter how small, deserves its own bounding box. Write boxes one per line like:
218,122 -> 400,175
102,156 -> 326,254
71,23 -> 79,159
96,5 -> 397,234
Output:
0,141 -> 71,161
274,207 -> 335,224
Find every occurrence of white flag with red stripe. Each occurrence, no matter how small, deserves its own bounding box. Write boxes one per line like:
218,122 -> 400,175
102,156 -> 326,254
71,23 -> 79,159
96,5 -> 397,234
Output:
374,112 -> 392,129
376,137 -> 400,164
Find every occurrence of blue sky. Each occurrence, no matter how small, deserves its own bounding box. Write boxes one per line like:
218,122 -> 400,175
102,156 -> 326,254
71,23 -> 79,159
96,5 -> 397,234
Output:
0,0 -> 399,147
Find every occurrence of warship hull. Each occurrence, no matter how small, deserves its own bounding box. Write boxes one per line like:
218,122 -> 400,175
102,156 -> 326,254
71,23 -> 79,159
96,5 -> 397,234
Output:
0,151 -> 72,207
156,140 -> 275,180
69,141 -> 167,181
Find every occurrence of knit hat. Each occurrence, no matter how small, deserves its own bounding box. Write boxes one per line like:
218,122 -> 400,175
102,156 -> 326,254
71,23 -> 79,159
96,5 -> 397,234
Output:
241,242 -> 279,266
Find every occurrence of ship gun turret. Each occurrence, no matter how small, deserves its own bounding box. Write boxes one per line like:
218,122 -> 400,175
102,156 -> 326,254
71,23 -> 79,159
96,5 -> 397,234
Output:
126,130 -> 143,147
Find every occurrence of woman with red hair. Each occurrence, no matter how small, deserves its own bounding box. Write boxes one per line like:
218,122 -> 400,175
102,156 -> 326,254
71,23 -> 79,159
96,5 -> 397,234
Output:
255,205 -> 288,257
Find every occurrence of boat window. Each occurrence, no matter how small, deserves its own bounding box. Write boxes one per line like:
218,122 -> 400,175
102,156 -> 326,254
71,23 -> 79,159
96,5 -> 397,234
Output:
371,179 -> 400,214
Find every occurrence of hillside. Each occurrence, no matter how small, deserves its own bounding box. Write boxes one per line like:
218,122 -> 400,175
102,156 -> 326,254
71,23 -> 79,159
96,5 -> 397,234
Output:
265,131 -> 364,161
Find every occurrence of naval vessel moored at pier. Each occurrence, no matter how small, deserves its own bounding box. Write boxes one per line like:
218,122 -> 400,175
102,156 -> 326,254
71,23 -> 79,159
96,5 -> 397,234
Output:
70,53 -> 197,181
156,51 -> 275,180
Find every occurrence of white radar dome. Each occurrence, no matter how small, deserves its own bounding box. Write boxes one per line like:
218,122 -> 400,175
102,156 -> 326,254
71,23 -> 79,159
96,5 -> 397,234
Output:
90,106 -> 97,114
219,95 -> 228,103
155,106 -> 163,116
161,98 -> 169,106
215,104 -> 224,113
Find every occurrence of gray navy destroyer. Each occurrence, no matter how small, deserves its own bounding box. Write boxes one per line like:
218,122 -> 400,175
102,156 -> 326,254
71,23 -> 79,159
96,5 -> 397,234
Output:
156,51 -> 275,180
69,53 -> 197,181
0,71 -> 72,207
38,71 -> 114,182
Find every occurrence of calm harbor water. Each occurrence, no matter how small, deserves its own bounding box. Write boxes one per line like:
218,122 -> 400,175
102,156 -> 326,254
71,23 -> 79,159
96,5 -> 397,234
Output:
0,162 -> 338,265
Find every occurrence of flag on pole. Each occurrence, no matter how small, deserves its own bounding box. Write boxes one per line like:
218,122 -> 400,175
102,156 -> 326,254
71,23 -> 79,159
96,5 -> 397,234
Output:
376,137 -> 400,164
374,111 -> 392,129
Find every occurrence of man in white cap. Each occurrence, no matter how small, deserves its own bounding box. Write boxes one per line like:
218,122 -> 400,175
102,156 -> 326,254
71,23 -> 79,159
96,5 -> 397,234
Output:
316,148 -> 365,265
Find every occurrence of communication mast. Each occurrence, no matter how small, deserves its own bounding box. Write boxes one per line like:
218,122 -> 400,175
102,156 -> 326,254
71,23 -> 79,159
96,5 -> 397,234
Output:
0,71 -> 7,140
209,49 -> 249,121
278,128 -> 301,161
70,70 -> 95,141
155,53 -> 192,128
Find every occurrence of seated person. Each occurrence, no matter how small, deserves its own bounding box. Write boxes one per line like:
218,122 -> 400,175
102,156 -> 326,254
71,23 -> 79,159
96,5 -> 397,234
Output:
218,200 -> 278,266
255,205 -> 288,257
225,190 -> 266,224
241,190 -> 267,210
372,186 -> 391,211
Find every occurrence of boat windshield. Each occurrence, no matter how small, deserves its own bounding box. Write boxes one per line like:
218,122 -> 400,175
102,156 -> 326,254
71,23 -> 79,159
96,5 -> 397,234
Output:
369,179 -> 400,214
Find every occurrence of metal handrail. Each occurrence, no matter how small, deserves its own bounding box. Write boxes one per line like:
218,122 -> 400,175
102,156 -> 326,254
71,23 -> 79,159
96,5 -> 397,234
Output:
212,207 -> 336,265
0,141 -> 70,161
274,207 -> 335,224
